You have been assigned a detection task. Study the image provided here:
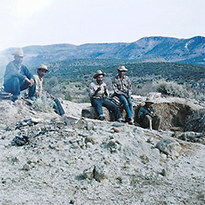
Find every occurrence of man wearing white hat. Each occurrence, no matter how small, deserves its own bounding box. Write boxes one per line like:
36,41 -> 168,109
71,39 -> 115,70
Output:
112,65 -> 133,124
138,98 -> 161,130
89,70 -> 122,121
3,48 -> 36,102
34,64 -> 50,97
34,64 -> 65,116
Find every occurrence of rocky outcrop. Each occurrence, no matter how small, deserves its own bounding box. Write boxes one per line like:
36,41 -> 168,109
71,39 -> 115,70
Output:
82,96 -> 205,132
0,97 -> 204,204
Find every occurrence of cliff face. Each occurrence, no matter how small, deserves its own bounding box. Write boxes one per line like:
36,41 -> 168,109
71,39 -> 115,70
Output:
0,97 -> 204,204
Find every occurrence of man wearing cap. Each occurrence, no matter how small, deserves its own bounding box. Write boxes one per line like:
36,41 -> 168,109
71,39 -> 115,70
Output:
138,98 -> 161,130
112,65 -> 133,124
89,70 -> 122,121
34,64 -> 65,116
3,48 -> 36,102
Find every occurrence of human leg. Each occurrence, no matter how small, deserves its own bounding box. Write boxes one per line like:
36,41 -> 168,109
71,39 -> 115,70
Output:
91,98 -> 104,118
117,95 -> 134,125
117,95 -> 133,119
20,80 -> 36,99
102,99 -> 122,121
127,97 -> 133,115
4,77 -> 21,101
140,115 -> 152,129
28,82 -> 36,99
152,115 -> 161,130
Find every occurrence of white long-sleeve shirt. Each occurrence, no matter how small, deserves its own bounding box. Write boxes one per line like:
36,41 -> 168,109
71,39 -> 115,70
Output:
88,81 -> 109,99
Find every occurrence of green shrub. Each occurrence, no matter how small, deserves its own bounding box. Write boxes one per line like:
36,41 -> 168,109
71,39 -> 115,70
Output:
81,98 -> 90,103
65,92 -> 72,101
153,79 -> 189,98
32,97 -> 54,112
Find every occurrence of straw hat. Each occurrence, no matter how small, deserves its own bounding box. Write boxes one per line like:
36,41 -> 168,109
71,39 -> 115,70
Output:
12,48 -> 24,57
117,65 -> 128,72
93,70 -> 106,79
36,64 -> 50,72
145,97 -> 154,104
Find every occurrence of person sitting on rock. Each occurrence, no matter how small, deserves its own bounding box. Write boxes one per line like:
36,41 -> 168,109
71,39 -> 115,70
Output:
138,98 -> 161,130
3,48 -> 36,102
112,65 -> 134,125
88,70 -> 122,121
34,64 -> 65,116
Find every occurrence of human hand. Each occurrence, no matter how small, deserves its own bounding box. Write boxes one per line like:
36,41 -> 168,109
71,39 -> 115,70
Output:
25,78 -> 34,87
97,87 -> 101,91
149,112 -> 156,117
29,79 -> 35,87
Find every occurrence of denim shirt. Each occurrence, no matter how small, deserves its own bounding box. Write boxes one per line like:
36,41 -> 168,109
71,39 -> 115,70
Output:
4,60 -> 34,83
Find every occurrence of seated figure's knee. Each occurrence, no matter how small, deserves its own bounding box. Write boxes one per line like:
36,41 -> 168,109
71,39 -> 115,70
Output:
121,100 -> 129,107
156,115 -> 162,122
145,115 -> 152,121
12,77 -> 20,84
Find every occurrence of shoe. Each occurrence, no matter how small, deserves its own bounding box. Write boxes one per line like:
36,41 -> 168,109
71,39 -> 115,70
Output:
98,115 -> 105,120
117,118 -> 123,122
128,118 -> 134,125
29,96 -> 36,101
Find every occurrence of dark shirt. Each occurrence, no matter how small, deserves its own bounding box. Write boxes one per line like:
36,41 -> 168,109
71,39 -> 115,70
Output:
4,60 -> 34,84
138,105 -> 155,121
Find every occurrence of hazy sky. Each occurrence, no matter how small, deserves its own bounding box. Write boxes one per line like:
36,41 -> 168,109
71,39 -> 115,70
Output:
0,0 -> 204,51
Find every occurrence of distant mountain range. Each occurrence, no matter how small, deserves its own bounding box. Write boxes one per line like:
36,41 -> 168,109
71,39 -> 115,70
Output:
0,36 -> 205,70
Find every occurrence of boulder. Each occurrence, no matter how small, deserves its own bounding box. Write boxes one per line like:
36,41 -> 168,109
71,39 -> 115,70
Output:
156,138 -> 182,157
82,106 -> 113,121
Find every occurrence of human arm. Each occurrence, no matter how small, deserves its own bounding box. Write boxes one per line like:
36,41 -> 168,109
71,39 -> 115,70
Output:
104,84 -> 109,97
138,106 -> 156,119
127,77 -> 132,97
25,77 -> 35,86
148,107 -> 156,117
89,82 -> 100,98
21,65 -> 35,86
138,107 -> 147,121
112,77 -> 128,97
4,61 -> 26,82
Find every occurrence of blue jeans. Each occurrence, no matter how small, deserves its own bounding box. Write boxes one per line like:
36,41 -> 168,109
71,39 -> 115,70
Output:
91,98 -> 122,120
116,94 -> 133,119
4,77 -> 36,102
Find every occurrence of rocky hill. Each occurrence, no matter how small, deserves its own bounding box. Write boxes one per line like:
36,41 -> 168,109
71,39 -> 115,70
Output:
0,95 -> 204,204
0,36 -> 205,71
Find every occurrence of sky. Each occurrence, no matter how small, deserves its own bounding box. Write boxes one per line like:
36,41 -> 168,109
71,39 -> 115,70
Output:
0,0 -> 204,51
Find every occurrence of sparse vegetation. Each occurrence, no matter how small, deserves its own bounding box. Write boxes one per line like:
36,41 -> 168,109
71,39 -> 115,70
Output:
65,92 -> 72,101
81,98 -> 90,103
32,97 -> 54,112
153,79 -> 190,98
185,109 -> 205,132
41,61 -> 204,103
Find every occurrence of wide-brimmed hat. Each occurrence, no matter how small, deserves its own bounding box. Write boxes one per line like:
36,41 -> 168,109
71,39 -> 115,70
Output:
12,48 -> 24,57
145,97 -> 154,104
36,64 -> 50,72
117,65 -> 128,72
93,70 -> 106,79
